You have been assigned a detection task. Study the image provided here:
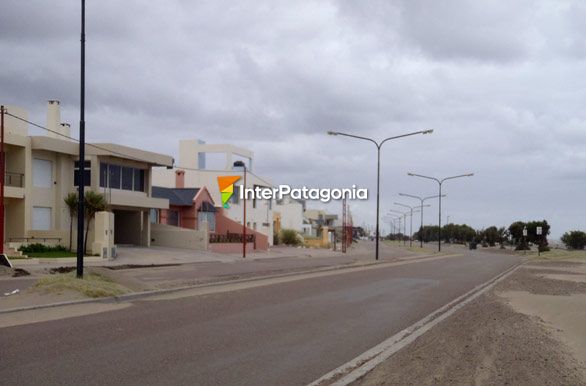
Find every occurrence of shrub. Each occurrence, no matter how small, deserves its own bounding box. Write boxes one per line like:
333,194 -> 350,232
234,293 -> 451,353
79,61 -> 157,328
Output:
561,231 -> 586,250
538,245 -> 550,252
280,229 -> 301,246
19,244 -> 67,253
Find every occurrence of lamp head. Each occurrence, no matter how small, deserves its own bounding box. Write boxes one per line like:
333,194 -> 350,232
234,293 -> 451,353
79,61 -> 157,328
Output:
327,130 -> 338,136
422,129 -> 434,134
407,172 -> 414,176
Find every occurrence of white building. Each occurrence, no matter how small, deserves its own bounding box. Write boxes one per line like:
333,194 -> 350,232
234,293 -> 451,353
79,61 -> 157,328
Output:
152,139 -> 274,244
274,197 -> 305,233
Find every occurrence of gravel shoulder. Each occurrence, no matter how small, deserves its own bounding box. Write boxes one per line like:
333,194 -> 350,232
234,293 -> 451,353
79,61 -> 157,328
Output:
355,259 -> 586,385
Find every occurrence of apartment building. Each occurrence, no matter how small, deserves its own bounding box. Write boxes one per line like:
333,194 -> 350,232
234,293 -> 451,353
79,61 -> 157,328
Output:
2,101 -> 173,251
152,139 -> 274,246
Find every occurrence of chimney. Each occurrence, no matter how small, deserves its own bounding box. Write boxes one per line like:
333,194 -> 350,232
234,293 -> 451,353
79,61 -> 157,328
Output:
175,170 -> 185,188
60,123 -> 71,138
47,100 -> 61,137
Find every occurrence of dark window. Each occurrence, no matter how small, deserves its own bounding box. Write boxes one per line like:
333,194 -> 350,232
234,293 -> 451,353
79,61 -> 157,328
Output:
73,160 -> 91,187
167,210 -> 179,226
109,164 -> 121,189
122,167 -> 133,190
100,163 -> 107,188
133,169 -> 145,192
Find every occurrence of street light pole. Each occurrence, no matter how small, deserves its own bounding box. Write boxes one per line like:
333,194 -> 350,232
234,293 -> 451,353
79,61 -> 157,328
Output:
394,202 -> 431,247
407,173 -> 474,252
76,0 -> 86,279
399,193 -> 445,248
233,161 -> 247,258
327,129 -> 433,260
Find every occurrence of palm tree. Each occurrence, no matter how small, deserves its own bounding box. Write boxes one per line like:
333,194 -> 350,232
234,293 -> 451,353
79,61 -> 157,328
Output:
83,191 -> 107,255
64,192 -> 79,252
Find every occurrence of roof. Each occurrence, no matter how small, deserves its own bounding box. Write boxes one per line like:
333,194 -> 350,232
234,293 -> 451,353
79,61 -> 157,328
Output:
152,187 -> 200,206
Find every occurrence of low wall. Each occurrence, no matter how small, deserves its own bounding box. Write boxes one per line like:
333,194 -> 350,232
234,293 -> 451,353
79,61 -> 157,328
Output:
151,223 -> 208,251
215,211 -> 269,251
209,242 -> 254,253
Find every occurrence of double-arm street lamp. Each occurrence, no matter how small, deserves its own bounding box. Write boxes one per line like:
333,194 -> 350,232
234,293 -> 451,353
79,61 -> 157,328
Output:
389,209 -> 418,246
399,193 -> 445,248
407,173 -> 474,252
394,202 -> 430,247
327,129 -> 433,260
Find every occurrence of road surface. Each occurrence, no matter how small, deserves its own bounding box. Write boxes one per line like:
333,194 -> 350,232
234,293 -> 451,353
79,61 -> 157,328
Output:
1,250 -> 519,385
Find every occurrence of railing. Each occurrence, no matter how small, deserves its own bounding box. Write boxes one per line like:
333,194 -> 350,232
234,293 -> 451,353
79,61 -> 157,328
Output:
8,237 -> 62,244
209,232 -> 255,244
5,172 -> 24,187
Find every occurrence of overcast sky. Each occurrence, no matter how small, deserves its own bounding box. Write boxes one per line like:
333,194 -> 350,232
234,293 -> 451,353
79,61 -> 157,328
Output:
2,0 -> 586,238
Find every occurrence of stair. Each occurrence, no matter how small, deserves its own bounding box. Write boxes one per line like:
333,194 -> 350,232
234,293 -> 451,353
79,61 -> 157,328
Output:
3,245 -> 27,258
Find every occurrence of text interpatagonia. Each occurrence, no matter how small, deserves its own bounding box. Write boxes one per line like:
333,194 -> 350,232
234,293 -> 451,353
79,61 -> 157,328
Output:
239,185 -> 368,203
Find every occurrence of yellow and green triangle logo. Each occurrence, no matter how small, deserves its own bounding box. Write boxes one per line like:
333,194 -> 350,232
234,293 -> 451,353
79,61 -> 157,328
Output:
217,176 -> 241,208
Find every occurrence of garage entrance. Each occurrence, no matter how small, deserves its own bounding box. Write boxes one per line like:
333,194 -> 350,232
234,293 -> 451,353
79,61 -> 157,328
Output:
112,209 -> 147,246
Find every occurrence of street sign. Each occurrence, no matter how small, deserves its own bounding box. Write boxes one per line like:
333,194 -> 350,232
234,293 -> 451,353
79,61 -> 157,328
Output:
536,226 -> 542,235
523,227 -> 528,237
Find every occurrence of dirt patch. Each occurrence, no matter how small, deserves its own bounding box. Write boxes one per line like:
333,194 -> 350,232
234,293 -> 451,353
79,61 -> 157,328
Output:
355,292 -> 585,385
497,267 -> 586,296
34,272 -> 130,298
49,266 -> 77,274
106,263 -> 181,270
12,268 -> 30,277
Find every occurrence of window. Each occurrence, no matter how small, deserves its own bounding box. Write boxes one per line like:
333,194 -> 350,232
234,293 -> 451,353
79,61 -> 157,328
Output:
99,162 -> 145,192
122,167 -> 133,190
133,169 -> 145,192
74,160 -> 91,187
32,207 -> 51,230
167,210 -> 179,226
100,163 -> 108,187
198,212 -> 216,232
33,158 -> 52,187
109,164 -> 121,189
149,209 -> 159,224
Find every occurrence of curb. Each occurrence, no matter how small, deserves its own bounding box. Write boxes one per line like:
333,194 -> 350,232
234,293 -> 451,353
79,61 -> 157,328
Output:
0,253 -> 461,315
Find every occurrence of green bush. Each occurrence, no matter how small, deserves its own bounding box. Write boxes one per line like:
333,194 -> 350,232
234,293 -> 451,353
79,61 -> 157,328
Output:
561,231 -> 586,250
18,243 -> 67,253
538,245 -> 550,252
280,229 -> 301,246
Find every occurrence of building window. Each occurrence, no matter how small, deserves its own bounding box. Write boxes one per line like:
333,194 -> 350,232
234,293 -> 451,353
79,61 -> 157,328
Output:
33,158 -> 52,187
74,160 -> 91,187
149,209 -> 159,224
121,167 -> 133,190
109,164 -> 121,189
167,210 -> 179,226
134,169 -> 145,192
198,212 -> 216,232
32,207 -> 52,230
99,162 -> 145,192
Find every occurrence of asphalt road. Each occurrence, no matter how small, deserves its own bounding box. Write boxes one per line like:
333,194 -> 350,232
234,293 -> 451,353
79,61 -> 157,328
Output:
1,250 -> 519,386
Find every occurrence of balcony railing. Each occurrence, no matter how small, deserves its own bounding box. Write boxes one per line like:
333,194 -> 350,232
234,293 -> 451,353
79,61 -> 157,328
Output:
5,172 -> 24,188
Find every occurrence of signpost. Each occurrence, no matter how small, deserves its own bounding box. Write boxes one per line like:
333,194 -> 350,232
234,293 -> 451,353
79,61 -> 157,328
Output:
523,226 -> 528,255
537,226 -> 543,256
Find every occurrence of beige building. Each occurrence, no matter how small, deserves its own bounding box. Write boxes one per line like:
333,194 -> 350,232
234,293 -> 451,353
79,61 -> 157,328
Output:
2,101 -> 173,251
152,139 -> 274,245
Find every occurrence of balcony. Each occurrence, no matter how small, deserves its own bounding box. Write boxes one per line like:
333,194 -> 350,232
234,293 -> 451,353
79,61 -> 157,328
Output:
5,172 -> 24,188
4,172 -> 25,199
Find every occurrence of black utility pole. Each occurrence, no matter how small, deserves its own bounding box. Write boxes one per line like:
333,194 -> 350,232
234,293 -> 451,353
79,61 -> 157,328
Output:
327,129 -> 433,260
76,0 -> 86,278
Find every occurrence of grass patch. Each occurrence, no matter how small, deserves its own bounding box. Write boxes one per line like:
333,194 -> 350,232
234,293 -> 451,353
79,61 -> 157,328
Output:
529,249 -> 586,260
34,272 -> 129,298
26,251 -> 78,258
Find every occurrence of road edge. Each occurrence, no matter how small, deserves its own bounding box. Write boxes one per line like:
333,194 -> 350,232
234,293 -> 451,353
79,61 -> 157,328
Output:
308,260 -> 525,386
